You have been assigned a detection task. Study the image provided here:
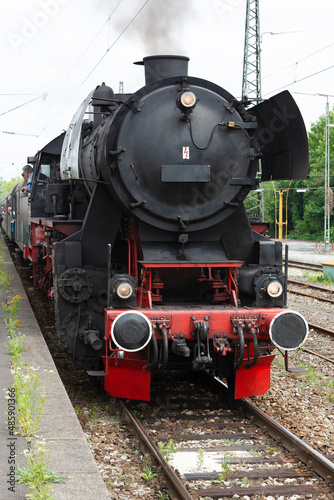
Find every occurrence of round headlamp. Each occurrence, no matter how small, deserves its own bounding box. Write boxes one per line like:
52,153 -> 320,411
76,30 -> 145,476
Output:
267,280 -> 283,298
180,91 -> 196,108
116,282 -> 133,300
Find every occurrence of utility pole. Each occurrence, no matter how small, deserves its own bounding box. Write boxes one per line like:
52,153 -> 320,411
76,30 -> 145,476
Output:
242,0 -> 264,220
319,94 -> 334,252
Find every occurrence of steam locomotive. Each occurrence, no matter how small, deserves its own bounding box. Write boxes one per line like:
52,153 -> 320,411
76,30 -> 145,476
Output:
1,55 -> 309,401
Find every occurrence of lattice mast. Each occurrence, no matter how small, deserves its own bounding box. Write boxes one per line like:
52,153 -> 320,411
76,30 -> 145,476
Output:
242,0 -> 264,220
242,0 -> 261,101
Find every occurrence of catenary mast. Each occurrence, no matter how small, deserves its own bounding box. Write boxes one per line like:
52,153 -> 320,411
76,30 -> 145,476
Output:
242,0 -> 264,220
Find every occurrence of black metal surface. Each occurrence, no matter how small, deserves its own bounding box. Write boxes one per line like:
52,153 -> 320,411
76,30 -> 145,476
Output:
112,312 -> 150,351
161,164 -> 210,182
270,312 -> 308,349
103,76 -> 259,232
134,55 -> 189,85
250,90 -> 309,181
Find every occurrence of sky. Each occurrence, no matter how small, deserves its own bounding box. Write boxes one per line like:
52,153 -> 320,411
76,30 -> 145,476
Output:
0,0 -> 333,181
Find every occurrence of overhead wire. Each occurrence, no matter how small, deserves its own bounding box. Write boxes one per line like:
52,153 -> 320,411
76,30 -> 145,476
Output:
68,0 -> 123,76
77,0 -> 150,90
42,0 -> 150,132
263,64 -> 334,96
0,95 -> 46,118
0,131 -> 38,137
262,40 -> 334,82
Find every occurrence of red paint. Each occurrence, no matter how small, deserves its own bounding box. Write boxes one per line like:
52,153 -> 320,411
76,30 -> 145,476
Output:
104,306 -> 281,400
234,354 -> 275,398
103,357 -> 151,401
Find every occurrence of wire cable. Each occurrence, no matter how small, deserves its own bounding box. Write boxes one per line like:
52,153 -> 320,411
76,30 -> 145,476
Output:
263,64 -> 334,96
0,131 -> 38,137
77,0 -> 150,90
262,41 -> 334,82
0,95 -> 45,117
68,0 -> 123,76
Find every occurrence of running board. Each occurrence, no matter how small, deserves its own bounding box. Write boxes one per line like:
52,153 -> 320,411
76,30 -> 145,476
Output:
87,370 -> 106,376
285,351 -> 307,373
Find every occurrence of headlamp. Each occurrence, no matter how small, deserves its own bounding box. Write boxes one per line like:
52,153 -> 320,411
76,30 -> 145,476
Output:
180,91 -> 196,108
110,274 -> 137,307
116,282 -> 134,300
176,89 -> 197,116
267,280 -> 283,298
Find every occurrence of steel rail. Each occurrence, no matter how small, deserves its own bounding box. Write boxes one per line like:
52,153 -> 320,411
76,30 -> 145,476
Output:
303,347 -> 334,364
308,322 -> 334,337
213,377 -> 334,483
288,287 -> 334,305
240,398 -> 334,483
287,260 -> 323,272
288,278 -> 333,294
119,400 -> 193,500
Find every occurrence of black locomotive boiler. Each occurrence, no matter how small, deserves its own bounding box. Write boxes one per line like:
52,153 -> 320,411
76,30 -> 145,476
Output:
2,56 -> 309,400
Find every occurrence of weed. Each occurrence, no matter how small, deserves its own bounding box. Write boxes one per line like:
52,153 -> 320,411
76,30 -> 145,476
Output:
5,333 -> 25,362
0,269 -> 13,291
309,273 -> 334,286
141,454 -> 158,482
2,295 -> 22,334
220,438 -> 246,446
91,405 -> 98,419
16,439 -> 67,499
12,365 -> 53,438
241,476 -> 249,486
249,449 -> 264,457
156,491 -> 169,499
196,448 -> 205,470
218,456 -> 230,483
158,439 -> 177,461
326,380 -> 334,402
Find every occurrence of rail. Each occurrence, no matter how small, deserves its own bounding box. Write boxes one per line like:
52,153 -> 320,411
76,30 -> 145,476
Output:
120,400 -> 193,500
240,397 -> 334,483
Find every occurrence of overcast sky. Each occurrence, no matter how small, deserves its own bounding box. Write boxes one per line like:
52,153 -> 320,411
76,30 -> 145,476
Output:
0,0 -> 333,180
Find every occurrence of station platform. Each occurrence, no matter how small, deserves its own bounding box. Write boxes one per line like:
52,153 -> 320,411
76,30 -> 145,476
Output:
282,239 -> 334,264
0,235 -> 110,499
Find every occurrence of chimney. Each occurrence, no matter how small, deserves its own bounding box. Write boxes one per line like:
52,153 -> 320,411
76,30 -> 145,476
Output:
134,55 -> 189,85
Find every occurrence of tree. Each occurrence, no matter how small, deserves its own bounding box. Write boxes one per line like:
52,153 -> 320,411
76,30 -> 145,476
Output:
0,177 -> 21,200
259,107 -> 334,241
291,110 -> 334,240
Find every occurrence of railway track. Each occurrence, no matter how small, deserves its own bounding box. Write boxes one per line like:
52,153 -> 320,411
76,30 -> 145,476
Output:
287,278 -> 334,363
122,376 -> 334,499
287,259 -> 323,272
287,278 -> 334,305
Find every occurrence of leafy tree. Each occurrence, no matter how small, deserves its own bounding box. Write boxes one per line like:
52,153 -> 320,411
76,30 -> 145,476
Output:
292,109 -> 334,240
0,176 -> 21,200
246,107 -> 334,240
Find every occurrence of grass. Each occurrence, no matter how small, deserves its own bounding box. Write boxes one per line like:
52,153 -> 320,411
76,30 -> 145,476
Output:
0,245 -> 67,498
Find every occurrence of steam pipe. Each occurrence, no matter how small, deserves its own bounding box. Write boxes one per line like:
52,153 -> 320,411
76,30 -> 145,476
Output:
245,328 -> 259,369
234,326 -> 245,370
146,333 -> 158,370
158,328 -> 169,371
